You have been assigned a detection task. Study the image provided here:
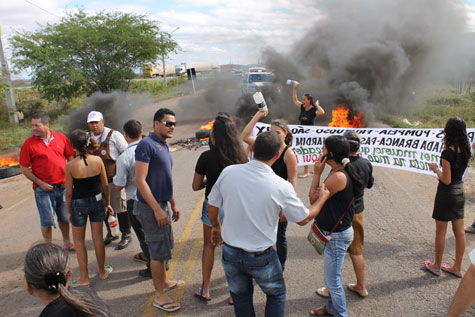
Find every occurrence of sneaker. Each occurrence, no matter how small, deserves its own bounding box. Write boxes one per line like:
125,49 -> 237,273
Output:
104,233 -> 119,245
139,269 -> 152,278
117,233 -> 132,250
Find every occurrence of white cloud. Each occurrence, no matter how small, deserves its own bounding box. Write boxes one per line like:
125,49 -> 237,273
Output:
4,0 -> 475,76
466,4 -> 475,31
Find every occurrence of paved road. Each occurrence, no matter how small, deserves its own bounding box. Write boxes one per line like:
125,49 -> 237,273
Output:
1,97 -> 474,316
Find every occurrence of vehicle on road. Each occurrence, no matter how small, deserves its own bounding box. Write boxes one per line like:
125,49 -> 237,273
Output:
242,69 -> 280,96
143,64 -> 176,78
176,61 -> 219,75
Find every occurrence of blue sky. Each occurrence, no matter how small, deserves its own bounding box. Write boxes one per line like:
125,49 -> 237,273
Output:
1,0 -> 474,77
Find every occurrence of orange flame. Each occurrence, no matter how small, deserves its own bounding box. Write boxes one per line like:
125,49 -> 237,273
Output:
0,155 -> 20,168
328,105 -> 365,128
200,120 -> 215,130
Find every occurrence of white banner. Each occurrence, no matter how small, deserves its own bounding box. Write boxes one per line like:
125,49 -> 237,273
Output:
252,123 -> 475,175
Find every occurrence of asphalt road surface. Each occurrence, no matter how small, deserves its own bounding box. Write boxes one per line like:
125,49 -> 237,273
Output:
1,95 -> 474,316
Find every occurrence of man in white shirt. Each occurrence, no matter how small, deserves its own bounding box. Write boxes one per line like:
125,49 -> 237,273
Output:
208,131 -> 330,317
87,111 -> 131,249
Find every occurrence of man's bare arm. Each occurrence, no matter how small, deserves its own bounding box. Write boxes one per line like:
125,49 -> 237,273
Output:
20,166 -> 52,191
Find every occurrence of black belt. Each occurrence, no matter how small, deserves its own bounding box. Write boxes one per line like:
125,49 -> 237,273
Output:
49,184 -> 64,189
223,242 -> 271,256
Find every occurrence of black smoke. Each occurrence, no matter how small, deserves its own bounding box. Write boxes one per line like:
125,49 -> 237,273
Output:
64,91 -> 151,133
262,0 -> 469,124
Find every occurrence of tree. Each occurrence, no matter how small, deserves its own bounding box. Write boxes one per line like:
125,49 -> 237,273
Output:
10,11 -> 178,103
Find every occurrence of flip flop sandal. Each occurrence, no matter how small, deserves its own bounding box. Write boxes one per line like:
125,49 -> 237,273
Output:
134,252 -> 147,263
441,265 -> 463,278
153,300 -> 181,312
315,287 -> 329,298
347,284 -> 369,297
165,280 -> 184,292
69,280 -> 90,288
310,305 -> 334,316
100,265 -> 113,280
65,246 -> 76,252
70,280 -> 79,288
465,227 -> 475,234
194,288 -> 211,302
423,260 -> 441,277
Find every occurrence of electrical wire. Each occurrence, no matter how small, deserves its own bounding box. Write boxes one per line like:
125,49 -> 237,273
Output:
23,0 -> 61,19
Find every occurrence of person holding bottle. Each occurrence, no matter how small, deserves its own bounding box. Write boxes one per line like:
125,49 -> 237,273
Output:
65,129 -> 113,287
292,82 -> 325,178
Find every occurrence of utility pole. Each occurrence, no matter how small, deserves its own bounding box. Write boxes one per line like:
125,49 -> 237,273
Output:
161,33 -> 167,88
160,27 -> 179,88
0,25 -> 18,123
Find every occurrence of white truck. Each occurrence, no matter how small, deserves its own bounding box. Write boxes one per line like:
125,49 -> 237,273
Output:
176,61 -> 219,75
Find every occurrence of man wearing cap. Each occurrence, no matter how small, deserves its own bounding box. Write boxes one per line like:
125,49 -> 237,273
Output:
87,110 -> 131,249
20,112 -> 75,250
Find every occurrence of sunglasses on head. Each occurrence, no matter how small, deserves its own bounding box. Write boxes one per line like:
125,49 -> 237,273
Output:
160,121 -> 176,127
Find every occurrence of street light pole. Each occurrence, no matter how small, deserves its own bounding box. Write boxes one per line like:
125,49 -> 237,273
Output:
0,25 -> 18,123
161,33 -> 167,87
161,27 -> 179,88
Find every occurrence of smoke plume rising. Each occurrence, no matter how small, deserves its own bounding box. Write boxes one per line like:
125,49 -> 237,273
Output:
262,0 -> 469,124
64,91 -> 152,133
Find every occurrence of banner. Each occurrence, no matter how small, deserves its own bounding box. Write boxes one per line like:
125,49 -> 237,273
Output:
252,123 -> 475,175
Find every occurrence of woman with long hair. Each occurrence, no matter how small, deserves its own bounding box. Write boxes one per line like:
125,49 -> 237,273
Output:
308,135 -> 364,317
292,82 -> 325,178
424,117 -> 471,278
241,109 -> 298,270
192,114 -> 248,301
24,243 -> 111,316
65,130 -> 113,287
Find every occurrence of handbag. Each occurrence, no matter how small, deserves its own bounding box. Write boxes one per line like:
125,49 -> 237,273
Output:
307,197 -> 355,255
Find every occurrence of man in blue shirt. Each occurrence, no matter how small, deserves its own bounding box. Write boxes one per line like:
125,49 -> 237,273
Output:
134,108 -> 183,313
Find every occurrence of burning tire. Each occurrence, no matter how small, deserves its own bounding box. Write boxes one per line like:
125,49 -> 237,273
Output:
195,130 -> 210,140
0,165 -> 21,179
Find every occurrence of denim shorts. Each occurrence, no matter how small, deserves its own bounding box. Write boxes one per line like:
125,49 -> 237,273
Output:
70,193 -> 105,227
201,199 -> 224,227
34,187 -> 69,227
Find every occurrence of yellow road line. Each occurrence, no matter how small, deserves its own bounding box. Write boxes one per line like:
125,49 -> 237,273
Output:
142,193 -> 204,317
167,226 -> 204,316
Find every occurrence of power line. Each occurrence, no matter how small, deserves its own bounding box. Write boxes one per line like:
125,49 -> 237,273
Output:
23,0 -> 61,19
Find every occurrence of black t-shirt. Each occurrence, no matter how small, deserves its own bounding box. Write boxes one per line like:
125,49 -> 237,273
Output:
299,104 -> 317,125
271,146 -> 289,180
440,148 -> 466,185
195,148 -> 225,199
316,169 -> 354,232
349,155 -> 374,214
40,286 -> 110,317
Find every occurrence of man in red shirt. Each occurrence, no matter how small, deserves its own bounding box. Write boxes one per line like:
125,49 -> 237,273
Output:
20,112 -> 75,249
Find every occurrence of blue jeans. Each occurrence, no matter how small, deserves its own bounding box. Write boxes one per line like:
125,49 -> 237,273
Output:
222,244 -> 286,317
34,187 -> 68,227
323,226 -> 354,317
470,220 -> 475,230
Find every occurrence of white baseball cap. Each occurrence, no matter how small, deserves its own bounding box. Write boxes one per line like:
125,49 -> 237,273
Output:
87,111 -> 103,123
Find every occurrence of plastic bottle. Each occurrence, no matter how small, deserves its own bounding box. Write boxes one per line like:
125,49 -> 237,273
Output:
253,92 -> 268,112
286,79 -> 299,86
108,214 -> 120,237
